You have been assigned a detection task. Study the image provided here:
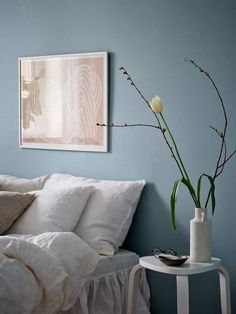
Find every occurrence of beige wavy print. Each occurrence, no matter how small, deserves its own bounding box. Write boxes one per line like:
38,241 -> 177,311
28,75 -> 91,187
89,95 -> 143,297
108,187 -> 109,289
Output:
22,59 -> 104,147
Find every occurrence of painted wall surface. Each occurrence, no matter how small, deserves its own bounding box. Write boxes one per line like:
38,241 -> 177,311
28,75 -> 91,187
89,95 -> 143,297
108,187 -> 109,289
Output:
0,1 -> 236,313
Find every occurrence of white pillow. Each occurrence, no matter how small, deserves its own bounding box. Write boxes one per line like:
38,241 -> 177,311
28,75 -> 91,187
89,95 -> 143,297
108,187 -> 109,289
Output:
0,174 -> 48,192
8,185 -> 93,235
43,174 -> 145,256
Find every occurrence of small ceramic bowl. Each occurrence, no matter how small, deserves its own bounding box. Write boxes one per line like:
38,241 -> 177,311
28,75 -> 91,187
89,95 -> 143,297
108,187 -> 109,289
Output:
158,254 -> 188,266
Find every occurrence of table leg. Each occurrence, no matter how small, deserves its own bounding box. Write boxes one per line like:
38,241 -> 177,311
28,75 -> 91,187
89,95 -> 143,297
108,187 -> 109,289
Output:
176,275 -> 189,314
127,264 -> 143,314
217,265 -> 231,314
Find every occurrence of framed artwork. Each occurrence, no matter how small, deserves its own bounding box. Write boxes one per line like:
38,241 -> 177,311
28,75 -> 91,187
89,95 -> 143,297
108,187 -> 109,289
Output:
19,51 -> 108,152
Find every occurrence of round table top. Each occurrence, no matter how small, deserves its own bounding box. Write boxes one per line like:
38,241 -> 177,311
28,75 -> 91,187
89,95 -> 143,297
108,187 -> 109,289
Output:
139,256 -> 221,275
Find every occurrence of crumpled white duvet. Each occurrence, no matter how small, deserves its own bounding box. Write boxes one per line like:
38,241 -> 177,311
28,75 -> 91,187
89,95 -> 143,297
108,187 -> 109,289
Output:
0,232 -> 99,314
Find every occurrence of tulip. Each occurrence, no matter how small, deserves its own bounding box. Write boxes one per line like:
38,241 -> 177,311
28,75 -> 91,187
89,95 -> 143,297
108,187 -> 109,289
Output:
149,95 -> 164,113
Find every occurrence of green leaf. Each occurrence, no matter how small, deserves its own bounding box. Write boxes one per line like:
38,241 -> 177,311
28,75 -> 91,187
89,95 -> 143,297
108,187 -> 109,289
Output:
197,174 -> 216,214
197,174 -> 204,208
204,174 -> 216,214
181,177 -> 198,206
170,179 -> 181,230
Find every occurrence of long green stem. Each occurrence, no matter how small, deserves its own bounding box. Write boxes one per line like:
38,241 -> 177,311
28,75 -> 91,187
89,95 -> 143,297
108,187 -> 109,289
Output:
160,113 -> 189,181
160,113 -> 198,205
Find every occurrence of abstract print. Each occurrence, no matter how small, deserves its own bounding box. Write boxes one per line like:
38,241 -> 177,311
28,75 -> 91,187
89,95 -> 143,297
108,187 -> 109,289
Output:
20,52 -> 108,151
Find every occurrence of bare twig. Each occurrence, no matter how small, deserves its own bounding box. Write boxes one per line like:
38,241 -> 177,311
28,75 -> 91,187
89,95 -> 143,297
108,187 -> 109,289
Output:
209,125 -> 227,177
97,122 -> 161,130
209,125 -> 223,138
189,60 -> 227,170
218,149 -> 236,169
187,59 -> 229,208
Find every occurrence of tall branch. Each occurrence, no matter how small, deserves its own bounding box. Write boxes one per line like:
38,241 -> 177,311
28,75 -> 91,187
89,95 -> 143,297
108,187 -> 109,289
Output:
189,60 -> 228,173
119,67 -> 186,179
187,60 -> 229,207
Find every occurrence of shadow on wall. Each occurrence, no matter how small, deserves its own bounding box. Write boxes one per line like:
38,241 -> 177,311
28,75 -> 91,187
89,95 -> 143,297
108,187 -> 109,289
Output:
123,182 -> 189,257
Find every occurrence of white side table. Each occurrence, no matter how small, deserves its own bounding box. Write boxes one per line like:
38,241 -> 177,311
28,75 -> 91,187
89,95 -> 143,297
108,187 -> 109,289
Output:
127,256 -> 231,314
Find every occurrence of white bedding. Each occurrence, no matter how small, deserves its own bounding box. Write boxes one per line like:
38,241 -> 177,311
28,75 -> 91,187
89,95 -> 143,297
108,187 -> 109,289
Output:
0,232 -> 99,314
60,250 -> 150,314
89,249 -> 143,277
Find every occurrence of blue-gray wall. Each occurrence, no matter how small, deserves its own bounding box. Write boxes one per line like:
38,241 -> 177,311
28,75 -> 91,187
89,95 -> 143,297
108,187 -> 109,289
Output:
0,1 -> 236,313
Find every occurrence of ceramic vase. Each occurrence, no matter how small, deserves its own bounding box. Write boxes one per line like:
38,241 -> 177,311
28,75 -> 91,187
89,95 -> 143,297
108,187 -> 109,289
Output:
190,208 -> 212,262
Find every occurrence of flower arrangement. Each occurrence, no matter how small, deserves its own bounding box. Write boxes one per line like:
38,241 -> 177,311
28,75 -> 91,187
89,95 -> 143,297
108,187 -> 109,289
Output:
97,60 -> 236,229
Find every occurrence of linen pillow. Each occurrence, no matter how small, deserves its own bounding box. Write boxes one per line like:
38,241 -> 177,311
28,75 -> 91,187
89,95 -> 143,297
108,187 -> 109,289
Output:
0,174 -> 48,192
43,173 -> 145,256
0,191 -> 36,235
8,185 -> 93,235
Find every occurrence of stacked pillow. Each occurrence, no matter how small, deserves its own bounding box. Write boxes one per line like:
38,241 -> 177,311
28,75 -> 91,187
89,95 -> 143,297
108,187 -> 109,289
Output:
43,173 -> 145,256
2,173 -> 145,256
1,174 -> 93,236
8,186 -> 93,235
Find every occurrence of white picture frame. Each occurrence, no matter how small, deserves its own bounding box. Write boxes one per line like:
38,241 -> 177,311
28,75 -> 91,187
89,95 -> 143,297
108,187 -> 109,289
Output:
19,51 -> 108,152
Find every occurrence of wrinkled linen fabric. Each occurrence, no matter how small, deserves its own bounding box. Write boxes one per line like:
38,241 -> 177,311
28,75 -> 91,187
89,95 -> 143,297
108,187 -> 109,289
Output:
59,267 -> 150,314
58,252 -> 150,314
0,174 -> 48,192
0,232 -> 99,314
43,173 -> 145,256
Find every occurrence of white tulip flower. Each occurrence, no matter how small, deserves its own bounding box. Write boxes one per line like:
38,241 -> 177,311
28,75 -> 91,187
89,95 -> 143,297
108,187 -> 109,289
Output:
149,95 -> 164,113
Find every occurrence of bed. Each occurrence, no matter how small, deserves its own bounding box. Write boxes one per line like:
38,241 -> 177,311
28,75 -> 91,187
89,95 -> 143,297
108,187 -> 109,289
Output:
0,173 -> 150,314
60,249 -> 150,314
0,232 -> 99,314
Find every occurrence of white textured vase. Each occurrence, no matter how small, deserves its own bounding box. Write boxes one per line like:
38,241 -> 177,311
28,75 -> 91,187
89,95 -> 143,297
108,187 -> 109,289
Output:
190,208 -> 212,262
